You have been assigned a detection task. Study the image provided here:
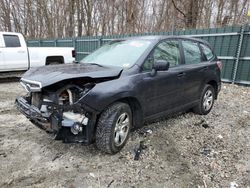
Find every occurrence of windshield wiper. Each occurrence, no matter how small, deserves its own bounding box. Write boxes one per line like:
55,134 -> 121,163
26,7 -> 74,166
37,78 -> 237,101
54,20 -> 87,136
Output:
89,63 -> 105,67
81,62 -> 105,67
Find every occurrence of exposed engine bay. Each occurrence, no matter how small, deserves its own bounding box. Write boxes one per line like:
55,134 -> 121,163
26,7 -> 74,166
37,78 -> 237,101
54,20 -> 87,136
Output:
16,79 -> 98,144
15,60 -> 123,145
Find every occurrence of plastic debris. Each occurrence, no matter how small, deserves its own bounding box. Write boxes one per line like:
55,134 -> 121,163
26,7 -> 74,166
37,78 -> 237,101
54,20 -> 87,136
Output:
107,180 -> 114,187
52,153 -> 63,161
200,147 -> 211,156
89,173 -> 95,178
134,141 -> 147,160
138,127 -> 153,136
202,123 -> 209,129
230,181 -> 238,188
194,119 -> 209,128
146,129 -> 153,134
217,134 -> 223,139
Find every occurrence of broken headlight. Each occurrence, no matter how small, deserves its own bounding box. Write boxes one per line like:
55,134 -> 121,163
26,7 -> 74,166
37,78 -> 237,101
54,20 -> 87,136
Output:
20,78 -> 42,92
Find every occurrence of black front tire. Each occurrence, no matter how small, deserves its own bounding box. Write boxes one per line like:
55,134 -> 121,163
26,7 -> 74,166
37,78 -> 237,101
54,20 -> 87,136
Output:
95,102 -> 132,154
193,84 -> 215,115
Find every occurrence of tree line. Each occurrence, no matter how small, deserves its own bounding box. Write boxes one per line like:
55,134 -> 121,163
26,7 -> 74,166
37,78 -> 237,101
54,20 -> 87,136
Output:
0,0 -> 249,39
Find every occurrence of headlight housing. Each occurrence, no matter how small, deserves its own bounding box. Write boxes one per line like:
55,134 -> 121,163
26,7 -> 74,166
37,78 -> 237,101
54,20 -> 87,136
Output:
20,78 -> 42,92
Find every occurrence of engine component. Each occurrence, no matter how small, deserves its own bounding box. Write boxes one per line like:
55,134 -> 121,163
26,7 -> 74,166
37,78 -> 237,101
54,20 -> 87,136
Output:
71,123 -> 83,135
62,111 -> 89,135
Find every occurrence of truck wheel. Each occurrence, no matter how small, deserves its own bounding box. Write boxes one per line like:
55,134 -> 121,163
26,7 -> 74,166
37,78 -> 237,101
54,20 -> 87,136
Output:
193,84 -> 215,115
95,102 -> 132,154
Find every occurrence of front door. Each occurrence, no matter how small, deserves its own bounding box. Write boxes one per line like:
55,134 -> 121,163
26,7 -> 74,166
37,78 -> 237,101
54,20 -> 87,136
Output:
139,40 -> 185,118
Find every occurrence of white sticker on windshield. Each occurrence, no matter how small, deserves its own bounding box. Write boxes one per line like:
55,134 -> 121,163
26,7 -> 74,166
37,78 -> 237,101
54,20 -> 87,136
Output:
129,41 -> 144,47
123,63 -> 130,67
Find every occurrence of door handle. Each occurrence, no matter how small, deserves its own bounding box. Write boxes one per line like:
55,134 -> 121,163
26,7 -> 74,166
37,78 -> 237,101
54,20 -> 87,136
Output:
18,50 -> 25,53
177,72 -> 186,77
202,66 -> 208,71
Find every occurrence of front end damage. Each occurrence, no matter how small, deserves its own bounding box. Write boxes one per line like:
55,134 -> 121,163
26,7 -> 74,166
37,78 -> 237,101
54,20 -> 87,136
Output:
15,80 -> 98,144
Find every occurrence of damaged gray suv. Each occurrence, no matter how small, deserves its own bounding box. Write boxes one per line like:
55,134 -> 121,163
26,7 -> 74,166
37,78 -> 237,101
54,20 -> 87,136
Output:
16,36 -> 221,154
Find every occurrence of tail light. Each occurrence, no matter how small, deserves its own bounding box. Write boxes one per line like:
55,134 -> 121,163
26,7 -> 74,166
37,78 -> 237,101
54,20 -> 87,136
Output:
216,61 -> 222,70
72,50 -> 76,58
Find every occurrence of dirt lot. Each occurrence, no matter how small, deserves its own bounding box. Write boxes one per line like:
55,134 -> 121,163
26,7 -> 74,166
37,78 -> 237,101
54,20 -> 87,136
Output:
0,81 -> 249,188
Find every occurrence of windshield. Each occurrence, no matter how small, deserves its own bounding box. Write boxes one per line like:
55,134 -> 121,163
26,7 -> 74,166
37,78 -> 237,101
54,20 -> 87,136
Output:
81,40 -> 151,68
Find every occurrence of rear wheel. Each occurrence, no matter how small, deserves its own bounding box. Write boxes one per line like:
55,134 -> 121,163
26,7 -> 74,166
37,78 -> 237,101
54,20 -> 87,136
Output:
193,84 -> 215,115
95,102 -> 132,154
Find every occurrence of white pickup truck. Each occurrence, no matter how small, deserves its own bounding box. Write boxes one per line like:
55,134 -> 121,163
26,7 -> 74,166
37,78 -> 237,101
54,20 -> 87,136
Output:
0,32 -> 75,72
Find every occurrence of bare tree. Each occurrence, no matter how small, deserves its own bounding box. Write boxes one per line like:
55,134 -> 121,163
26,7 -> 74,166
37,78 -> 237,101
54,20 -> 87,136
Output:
0,0 -> 249,39
0,0 -> 12,31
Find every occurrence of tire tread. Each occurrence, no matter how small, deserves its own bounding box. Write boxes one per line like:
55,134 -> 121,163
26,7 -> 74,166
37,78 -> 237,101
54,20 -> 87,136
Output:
95,102 -> 131,154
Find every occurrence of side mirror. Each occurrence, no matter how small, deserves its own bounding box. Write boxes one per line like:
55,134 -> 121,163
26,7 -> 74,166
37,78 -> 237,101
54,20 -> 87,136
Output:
153,60 -> 169,71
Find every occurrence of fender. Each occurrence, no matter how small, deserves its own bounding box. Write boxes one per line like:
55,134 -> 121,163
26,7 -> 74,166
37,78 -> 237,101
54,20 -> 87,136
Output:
198,65 -> 221,99
80,76 -> 144,113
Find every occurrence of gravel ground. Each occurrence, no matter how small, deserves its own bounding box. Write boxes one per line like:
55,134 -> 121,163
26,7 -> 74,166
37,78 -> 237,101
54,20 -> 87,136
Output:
0,81 -> 249,188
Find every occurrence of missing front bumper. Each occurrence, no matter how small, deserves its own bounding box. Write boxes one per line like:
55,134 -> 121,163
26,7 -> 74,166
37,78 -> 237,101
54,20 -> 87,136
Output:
15,96 -> 97,144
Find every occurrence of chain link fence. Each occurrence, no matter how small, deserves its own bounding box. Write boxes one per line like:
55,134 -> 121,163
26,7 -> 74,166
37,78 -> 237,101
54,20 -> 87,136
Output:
27,25 -> 250,85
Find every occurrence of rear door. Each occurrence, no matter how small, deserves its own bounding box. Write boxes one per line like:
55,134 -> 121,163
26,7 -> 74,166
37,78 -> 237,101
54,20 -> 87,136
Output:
139,39 -> 185,117
2,34 -> 29,71
180,39 -> 214,104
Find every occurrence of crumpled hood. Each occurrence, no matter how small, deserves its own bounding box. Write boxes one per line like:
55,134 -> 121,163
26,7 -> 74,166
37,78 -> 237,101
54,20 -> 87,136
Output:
21,63 -> 123,88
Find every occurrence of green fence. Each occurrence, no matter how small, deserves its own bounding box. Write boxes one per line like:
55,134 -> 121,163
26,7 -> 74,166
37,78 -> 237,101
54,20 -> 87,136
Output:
27,25 -> 250,85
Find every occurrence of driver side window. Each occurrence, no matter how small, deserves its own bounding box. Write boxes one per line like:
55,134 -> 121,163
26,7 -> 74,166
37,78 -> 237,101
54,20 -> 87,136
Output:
143,40 -> 180,71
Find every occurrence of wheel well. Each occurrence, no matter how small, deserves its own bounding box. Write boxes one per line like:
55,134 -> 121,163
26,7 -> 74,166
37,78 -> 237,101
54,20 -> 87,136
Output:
45,56 -> 64,65
207,80 -> 218,99
118,97 -> 143,129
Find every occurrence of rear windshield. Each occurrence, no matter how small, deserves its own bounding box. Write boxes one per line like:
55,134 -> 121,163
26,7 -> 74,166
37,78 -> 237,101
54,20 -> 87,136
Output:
81,40 -> 151,68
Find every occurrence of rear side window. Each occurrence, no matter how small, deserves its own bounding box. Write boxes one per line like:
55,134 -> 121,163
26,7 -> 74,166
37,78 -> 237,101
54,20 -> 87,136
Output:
3,35 -> 21,47
182,40 -> 201,64
200,43 -> 214,61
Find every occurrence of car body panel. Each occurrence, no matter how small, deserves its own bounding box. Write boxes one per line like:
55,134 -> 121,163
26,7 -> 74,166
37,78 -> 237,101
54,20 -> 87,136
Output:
21,63 -> 123,88
139,68 -> 183,116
